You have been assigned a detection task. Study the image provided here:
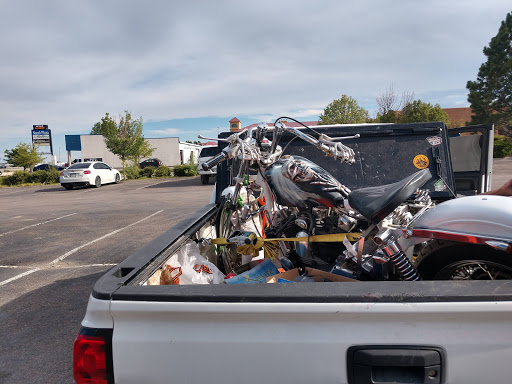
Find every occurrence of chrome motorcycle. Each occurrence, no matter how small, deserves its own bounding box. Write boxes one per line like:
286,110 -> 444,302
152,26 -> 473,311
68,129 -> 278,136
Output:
200,118 -> 512,281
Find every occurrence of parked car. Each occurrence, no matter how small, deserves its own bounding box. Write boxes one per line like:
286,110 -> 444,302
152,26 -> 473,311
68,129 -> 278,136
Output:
198,145 -> 218,184
59,161 -> 121,190
139,158 -> 163,168
33,163 -> 64,172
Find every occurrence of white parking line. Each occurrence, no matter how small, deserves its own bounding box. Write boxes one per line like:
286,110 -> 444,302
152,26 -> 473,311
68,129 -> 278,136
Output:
136,181 -> 169,190
49,210 -> 164,264
0,268 -> 40,287
0,211 -> 164,287
0,213 -> 78,237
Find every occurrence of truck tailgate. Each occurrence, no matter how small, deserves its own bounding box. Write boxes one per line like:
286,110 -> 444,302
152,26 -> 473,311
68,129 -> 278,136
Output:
110,299 -> 512,384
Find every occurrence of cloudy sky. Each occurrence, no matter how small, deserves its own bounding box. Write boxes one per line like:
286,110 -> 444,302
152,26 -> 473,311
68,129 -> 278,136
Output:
1,1 -> 510,163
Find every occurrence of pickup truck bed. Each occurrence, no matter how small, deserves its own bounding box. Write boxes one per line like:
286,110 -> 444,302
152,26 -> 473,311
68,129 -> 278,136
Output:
78,204 -> 512,384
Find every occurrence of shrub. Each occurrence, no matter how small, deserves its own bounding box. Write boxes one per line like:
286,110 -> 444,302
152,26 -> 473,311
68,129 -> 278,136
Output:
154,165 -> 171,178
45,168 -> 61,184
26,168 -> 60,184
494,136 -> 512,158
3,170 -> 30,185
141,166 -> 154,178
173,164 -> 198,177
28,170 -> 49,184
124,164 -> 141,179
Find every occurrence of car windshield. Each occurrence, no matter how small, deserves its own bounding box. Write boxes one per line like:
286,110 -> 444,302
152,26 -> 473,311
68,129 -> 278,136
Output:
67,163 -> 91,169
200,147 -> 218,157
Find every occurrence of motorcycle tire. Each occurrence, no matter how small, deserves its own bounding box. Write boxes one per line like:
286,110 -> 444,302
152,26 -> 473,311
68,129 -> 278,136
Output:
215,194 -> 239,275
415,240 -> 512,280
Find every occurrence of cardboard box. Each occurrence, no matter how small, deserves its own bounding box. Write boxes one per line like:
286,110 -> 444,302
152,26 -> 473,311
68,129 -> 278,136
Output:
266,267 -> 356,283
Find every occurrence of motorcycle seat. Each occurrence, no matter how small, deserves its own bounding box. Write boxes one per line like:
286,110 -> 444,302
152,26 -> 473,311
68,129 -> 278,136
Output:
347,168 -> 432,223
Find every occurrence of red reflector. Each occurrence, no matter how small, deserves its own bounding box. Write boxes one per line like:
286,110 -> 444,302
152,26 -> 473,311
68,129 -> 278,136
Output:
84,170 -> 91,174
73,334 -> 107,384
60,172 -> 63,176
412,229 -> 484,244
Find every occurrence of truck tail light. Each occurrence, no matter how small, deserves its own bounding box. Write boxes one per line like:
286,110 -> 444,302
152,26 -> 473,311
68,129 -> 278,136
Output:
60,172 -> 64,176
84,170 -> 91,174
73,328 -> 113,384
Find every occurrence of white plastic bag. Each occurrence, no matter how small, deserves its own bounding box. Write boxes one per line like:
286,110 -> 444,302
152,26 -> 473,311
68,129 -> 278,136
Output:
160,241 -> 225,285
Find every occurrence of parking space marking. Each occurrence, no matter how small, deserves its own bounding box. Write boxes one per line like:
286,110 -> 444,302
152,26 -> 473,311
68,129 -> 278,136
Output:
0,268 -> 40,287
136,181 -> 170,190
0,213 -> 78,237
49,210 -> 164,265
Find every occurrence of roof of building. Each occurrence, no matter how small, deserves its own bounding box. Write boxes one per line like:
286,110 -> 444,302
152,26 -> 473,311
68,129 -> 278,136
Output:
229,117 -> 241,123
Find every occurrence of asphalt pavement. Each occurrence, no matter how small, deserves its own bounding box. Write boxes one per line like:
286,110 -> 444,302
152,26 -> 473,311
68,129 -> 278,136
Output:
0,176 -> 214,384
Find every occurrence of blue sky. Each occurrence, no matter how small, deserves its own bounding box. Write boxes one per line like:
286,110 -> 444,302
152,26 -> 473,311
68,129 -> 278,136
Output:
1,1 -> 511,163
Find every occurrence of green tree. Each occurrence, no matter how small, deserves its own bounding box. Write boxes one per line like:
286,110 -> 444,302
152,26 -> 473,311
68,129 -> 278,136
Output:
376,85 -> 415,123
467,12 -> 512,134
129,138 -> 154,166
4,143 -> 44,171
398,100 -> 451,125
319,95 -> 369,125
91,111 -> 154,172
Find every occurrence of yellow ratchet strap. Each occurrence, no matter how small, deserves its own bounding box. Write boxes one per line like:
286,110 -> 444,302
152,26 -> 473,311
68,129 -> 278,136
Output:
211,232 -> 362,259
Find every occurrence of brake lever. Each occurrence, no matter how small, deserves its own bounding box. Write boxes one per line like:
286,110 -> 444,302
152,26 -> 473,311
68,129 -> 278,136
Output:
197,134 -> 230,143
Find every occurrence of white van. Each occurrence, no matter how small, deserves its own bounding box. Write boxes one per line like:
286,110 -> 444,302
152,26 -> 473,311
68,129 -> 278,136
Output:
197,145 -> 218,184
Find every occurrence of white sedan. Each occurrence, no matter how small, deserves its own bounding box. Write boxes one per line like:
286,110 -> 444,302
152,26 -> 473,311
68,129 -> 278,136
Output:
59,161 -> 121,190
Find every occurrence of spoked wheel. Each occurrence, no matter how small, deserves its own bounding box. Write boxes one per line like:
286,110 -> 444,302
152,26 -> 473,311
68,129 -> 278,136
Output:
115,174 -> 120,184
434,260 -> 512,280
416,240 -> 512,280
215,195 -> 240,274
94,176 -> 101,188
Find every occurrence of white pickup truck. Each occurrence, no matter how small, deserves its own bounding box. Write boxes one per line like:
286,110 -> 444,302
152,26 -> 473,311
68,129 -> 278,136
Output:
73,122 -> 512,384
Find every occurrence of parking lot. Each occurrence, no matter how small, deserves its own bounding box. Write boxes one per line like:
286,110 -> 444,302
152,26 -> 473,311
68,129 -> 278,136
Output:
0,159 -> 510,383
0,176 -> 213,383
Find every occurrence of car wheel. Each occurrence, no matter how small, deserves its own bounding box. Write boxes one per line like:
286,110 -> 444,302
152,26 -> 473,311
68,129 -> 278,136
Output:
115,173 -> 120,184
94,176 -> 101,188
201,175 -> 209,184
62,184 -> 73,190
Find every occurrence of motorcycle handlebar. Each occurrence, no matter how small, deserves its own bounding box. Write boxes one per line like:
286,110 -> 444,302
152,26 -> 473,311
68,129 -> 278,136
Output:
202,151 -> 228,171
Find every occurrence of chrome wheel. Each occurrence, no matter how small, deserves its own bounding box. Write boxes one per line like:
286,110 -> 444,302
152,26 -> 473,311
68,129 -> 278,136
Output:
416,240 -> 512,280
435,260 -> 512,280
216,196 -> 239,274
94,176 -> 101,188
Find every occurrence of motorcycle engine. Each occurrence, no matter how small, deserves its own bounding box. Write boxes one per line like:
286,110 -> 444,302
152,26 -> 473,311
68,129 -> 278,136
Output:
265,207 -> 357,268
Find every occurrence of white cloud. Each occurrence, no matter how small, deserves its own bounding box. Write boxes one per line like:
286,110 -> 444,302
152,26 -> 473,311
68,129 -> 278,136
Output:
1,0 -> 511,156
146,128 -> 180,137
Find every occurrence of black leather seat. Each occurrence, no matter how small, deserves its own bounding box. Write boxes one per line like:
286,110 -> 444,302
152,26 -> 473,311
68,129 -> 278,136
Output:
347,169 -> 432,223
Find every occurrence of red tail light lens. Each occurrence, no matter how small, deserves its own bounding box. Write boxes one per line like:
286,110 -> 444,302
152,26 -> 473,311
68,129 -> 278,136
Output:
73,334 -> 107,384
84,170 -> 91,174
60,172 -> 64,176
